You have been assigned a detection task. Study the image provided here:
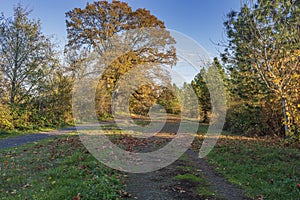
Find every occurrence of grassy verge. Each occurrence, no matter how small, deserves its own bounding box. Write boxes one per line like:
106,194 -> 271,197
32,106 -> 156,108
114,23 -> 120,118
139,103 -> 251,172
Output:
0,136 -> 123,200
195,134 -> 300,199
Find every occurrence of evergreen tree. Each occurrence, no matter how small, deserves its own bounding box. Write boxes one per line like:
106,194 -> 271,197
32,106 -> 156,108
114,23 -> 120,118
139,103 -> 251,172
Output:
222,0 -> 300,138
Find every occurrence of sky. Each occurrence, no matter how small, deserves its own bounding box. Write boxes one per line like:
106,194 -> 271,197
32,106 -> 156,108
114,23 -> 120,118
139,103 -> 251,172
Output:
0,0 -> 242,84
0,0 -> 241,57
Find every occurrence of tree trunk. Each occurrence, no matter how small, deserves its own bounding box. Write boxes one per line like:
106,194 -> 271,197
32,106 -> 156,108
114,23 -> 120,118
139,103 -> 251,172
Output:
10,81 -> 16,105
281,97 -> 288,138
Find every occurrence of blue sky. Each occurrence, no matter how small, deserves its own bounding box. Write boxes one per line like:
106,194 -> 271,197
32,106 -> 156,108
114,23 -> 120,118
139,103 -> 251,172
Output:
0,1 -> 241,84
0,0 -> 241,57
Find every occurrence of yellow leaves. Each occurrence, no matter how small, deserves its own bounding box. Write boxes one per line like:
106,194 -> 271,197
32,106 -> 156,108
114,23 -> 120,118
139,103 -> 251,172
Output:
74,18 -> 82,26
273,77 -> 282,86
86,3 -> 96,11
74,8 -> 81,13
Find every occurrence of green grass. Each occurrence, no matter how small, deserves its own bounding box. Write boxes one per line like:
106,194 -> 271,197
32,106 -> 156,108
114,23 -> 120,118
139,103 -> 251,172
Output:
197,187 -> 216,199
174,173 -> 205,183
0,136 -> 123,200
174,173 -> 216,198
175,153 -> 218,198
204,135 -> 300,200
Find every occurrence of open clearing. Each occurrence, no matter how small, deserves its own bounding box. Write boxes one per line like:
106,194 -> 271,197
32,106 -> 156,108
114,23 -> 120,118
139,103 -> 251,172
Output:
0,120 -> 299,199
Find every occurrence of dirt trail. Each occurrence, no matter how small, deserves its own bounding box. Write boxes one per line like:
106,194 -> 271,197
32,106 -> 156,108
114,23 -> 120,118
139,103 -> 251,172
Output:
120,118 -> 251,200
123,148 -> 251,200
186,150 -> 251,200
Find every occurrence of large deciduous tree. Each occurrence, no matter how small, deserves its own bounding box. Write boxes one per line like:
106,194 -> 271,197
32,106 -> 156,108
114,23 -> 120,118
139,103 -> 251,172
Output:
65,1 -> 177,118
223,0 -> 300,138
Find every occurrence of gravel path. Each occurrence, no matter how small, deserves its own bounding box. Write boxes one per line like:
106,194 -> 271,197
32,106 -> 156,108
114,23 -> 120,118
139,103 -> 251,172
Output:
0,127 -> 77,150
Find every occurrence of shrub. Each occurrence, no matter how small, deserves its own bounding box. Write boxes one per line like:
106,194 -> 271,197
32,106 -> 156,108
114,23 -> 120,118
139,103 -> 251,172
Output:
224,101 -> 283,136
0,104 -> 13,130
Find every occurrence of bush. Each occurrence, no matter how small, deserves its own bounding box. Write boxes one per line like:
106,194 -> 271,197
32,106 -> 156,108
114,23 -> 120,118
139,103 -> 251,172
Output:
224,103 -> 262,135
11,108 -> 33,130
0,104 -> 14,130
224,101 -> 283,136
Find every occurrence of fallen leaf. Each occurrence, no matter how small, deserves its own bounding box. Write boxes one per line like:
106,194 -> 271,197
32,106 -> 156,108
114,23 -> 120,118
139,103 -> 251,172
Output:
73,193 -> 82,200
122,191 -> 132,197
